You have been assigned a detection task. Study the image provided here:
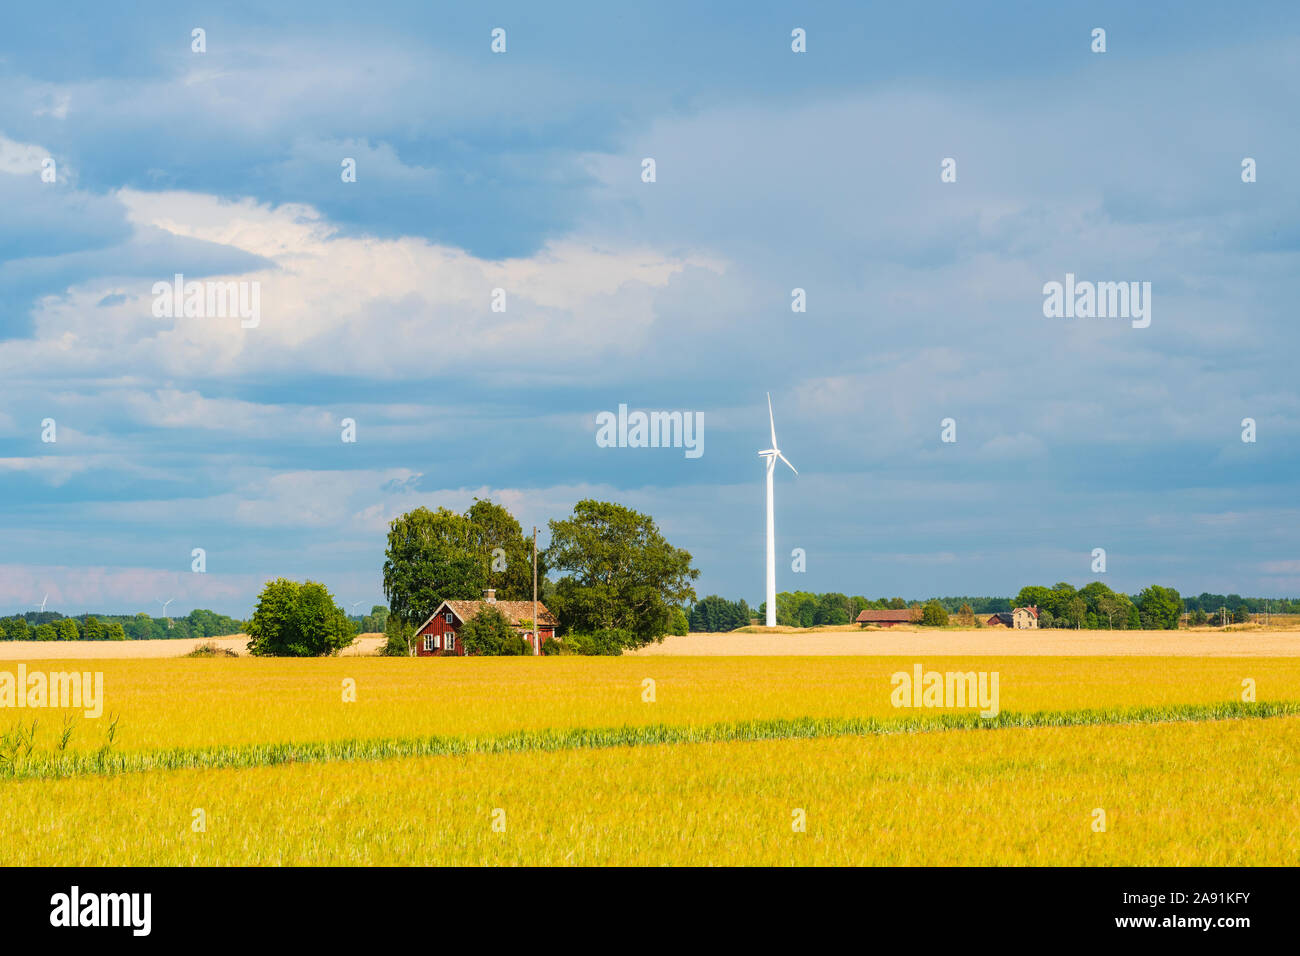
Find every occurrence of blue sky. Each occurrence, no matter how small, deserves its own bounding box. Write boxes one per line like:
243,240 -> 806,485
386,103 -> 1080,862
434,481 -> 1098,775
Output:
2,1 -> 1298,616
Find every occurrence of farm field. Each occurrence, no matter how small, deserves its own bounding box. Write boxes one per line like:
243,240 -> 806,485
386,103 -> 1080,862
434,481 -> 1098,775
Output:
3,715 -> 1296,865
3,627 -> 1297,659
0,655 -> 1297,755
631,627 -> 1300,656
2,648 -> 1296,865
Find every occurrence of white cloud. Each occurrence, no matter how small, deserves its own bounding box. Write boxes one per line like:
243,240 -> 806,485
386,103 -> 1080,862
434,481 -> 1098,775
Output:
4,188 -> 725,384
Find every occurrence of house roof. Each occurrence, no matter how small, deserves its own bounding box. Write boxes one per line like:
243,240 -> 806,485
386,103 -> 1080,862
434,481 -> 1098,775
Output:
1016,605 -> 1039,618
855,608 -> 922,623
418,599 -> 557,633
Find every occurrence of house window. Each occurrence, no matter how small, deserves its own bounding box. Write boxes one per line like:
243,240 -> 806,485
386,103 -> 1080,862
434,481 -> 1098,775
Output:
445,632 -> 455,651
423,635 -> 434,652
445,611 -> 454,624
433,633 -> 441,650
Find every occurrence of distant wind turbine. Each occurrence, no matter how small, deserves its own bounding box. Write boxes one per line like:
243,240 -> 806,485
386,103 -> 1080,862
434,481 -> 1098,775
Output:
758,393 -> 797,628
156,598 -> 174,627
36,594 -> 48,612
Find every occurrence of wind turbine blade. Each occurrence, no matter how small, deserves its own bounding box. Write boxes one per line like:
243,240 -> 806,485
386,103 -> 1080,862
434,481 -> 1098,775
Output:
778,452 -> 798,475
767,393 -> 778,449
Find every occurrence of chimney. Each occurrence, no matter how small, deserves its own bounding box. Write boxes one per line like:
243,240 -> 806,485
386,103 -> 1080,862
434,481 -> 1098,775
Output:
483,588 -> 496,603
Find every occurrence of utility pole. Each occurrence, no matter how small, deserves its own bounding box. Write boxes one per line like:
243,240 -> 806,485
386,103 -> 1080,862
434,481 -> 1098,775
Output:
532,526 -> 539,657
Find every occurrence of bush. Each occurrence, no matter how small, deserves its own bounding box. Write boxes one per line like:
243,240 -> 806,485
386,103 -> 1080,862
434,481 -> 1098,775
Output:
498,634 -> 531,656
246,578 -> 356,657
185,641 -> 238,658
563,629 -> 631,656
921,600 -> 950,627
459,605 -> 522,656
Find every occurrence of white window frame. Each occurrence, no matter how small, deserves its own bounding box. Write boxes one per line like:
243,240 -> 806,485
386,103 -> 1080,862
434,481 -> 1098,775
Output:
423,634 -> 434,653
445,631 -> 455,652
445,611 -> 454,624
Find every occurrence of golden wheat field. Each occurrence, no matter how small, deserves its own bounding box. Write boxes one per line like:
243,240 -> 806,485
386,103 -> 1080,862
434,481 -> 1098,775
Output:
1,652 -> 1296,865
2,655 -> 1299,754
3,717 -> 1296,865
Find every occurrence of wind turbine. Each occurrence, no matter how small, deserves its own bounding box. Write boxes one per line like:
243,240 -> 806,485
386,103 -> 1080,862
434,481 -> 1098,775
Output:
36,594 -> 48,613
156,598 -> 174,628
758,392 -> 797,627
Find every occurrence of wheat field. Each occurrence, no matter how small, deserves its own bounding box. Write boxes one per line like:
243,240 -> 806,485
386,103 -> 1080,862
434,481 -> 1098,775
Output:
0,650 -> 1295,865
3,716 -> 1295,865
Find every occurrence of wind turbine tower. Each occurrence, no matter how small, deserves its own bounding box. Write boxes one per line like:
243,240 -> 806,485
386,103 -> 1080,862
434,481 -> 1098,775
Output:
758,393 -> 797,627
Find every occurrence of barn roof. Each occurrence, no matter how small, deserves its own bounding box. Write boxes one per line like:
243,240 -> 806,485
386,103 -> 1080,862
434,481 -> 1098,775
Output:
855,608 -> 922,623
427,599 -> 557,629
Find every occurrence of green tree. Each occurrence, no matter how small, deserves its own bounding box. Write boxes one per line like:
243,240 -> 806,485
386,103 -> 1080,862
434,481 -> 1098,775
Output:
379,615 -> 415,657
1,617 -> 29,640
464,498 -> 543,601
1066,596 -> 1087,629
921,600 -> 949,627
689,595 -> 751,632
382,507 -> 485,627
246,578 -> 356,656
1095,594 -> 1124,629
1136,585 -> 1182,630
1014,586 -> 1053,614
55,619 -> 79,641
545,499 -> 698,648
1189,608 -> 1208,626
813,592 -> 851,626
34,622 -> 57,641
668,607 -> 689,635
362,604 -> 390,634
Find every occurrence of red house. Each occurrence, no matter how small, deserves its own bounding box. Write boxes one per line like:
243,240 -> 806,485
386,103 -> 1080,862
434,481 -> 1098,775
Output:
414,589 -> 558,656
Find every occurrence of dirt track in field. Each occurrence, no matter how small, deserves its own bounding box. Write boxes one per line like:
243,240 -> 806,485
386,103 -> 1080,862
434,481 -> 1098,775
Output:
626,628 -> 1300,657
3,629 -> 1296,659
0,634 -> 386,659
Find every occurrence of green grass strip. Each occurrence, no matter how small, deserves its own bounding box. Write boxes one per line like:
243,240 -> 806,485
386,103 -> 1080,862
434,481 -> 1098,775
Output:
2,699 -> 1297,782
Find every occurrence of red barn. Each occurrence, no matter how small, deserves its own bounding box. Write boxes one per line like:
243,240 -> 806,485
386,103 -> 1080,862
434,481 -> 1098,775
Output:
414,589 -> 558,656
855,608 -> 923,627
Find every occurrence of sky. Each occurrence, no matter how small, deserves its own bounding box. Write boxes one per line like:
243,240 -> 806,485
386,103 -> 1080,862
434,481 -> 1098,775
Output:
1,1 -> 1298,617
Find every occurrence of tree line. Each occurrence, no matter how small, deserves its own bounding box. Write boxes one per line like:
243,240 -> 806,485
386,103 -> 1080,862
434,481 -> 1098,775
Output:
0,608 -> 244,641
683,584 -> 1295,632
